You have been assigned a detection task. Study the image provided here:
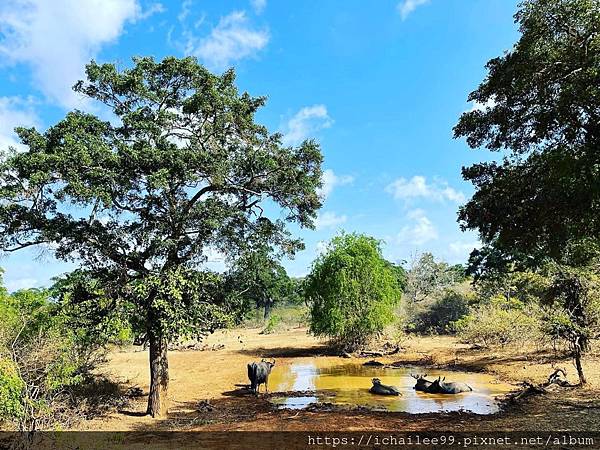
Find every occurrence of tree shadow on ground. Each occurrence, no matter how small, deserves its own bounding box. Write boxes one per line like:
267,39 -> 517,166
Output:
237,345 -> 336,358
453,348 -> 573,371
128,397 -> 271,432
70,374 -> 135,420
222,386 -> 253,397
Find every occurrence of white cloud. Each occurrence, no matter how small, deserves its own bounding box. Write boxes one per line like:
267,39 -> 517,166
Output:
0,0 -> 143,109
282,104 -> 333,146
386,175 -> 465,204
0,96 -> 40,151
315,211 -> 347,230
251,0 -> 266,14
397,0 -> 430,20
137,2 -> 165,20
6,277 -> 38,292
178,0 -> 192,23
317,169 -> 354,200
396,209 -> 438,245
186,11 -> 269,71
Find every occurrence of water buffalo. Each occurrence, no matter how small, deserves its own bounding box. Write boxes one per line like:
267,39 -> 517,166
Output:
247,359 -> 276,395
369,378 -> 401,396
429,376 -> 473,394
410,373 -> 434,392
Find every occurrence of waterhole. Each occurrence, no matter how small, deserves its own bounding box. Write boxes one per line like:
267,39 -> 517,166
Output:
268,360 -> 514,414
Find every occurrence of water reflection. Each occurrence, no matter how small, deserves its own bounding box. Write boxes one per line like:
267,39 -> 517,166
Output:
268,360 -> 514,414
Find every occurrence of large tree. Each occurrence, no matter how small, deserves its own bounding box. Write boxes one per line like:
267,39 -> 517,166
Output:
0,57 -> 323,416
454,0 -> 600,383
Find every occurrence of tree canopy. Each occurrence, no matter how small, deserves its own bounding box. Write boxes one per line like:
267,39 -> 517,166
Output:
0,56 -> 323,415
223,247 -> 295,319
404,253 -> 464,303
454,0 -> 600,268
454,0 -> 600,383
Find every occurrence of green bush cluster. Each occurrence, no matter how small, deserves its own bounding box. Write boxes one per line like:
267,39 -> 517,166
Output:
454,298 -> 543,347
0,286 -> 100,430
0,358 -> 24,420
260,314 -> 282,335
408,288 -> 472,334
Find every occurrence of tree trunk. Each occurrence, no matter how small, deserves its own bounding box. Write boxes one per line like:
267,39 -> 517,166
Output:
574,340 -> 587,385
263,299 -> 272,320
147,331 -> 169,417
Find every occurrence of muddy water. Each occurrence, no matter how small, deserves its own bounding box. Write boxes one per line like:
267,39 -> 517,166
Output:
268,359 -> 514,414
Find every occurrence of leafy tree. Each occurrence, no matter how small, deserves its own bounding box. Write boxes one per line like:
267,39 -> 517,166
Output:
0,56 -> 323,416
404,253 -> 458,303
473,268 -> 551,306
224,248 -> 294,319
454,0 -> 600,383
305,233 -> 402,351
541,256 -> 600,383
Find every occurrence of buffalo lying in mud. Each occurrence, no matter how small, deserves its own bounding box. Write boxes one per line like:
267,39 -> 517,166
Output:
369,378 -> 401,396
411,373 -> 434,392
411,374 -> 472,394
428,376 -> 473,394
247,359 -> 276,396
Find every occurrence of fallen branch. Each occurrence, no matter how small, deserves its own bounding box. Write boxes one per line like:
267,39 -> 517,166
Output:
508,369 -> 576,403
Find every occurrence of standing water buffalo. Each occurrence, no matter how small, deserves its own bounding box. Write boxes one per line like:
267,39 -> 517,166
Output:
428,376 -> 473,394
411,373 -> 434,392
247,359 -> 276,395
369,378 -> 401,396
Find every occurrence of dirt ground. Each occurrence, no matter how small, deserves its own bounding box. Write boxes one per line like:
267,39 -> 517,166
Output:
83,327 -> 600,433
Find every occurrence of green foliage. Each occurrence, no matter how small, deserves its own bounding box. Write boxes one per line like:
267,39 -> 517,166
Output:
473,270 -> 551,306
405,253 -> 466,303
454,0 -> 600,383
260,314 -> 282,335
542,264 -> 600,353
224,248 -> 296,319
0,56 -> 323,409
112,324 -> 134,346
411,288 -> 471,334
455,0 -> 600,266
305,233 -> 402,351
242,305 -> 309,329
0,286 -> 96,430
455,300 -> 543,348
384,261 -> 408,292
0,358 -> 24,420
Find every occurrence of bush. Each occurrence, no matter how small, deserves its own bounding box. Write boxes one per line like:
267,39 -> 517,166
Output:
0,358 -> 24,421
260,314 -> 282,335
0,288 -> 100,431
454,301 -> 543,347
305,233 -> 402,351
242,305 -> 309,329
410,289 -> 471,334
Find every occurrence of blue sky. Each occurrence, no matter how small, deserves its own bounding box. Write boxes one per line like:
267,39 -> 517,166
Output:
0,0 -> 520,291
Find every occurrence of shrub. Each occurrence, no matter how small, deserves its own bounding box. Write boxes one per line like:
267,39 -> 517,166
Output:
411,289 -> 471,334
0,358 -> 24,421
260,314 -> 282,335
454,302 -> 543,347
305,233 -> 402,351
0,288 -> 100,431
